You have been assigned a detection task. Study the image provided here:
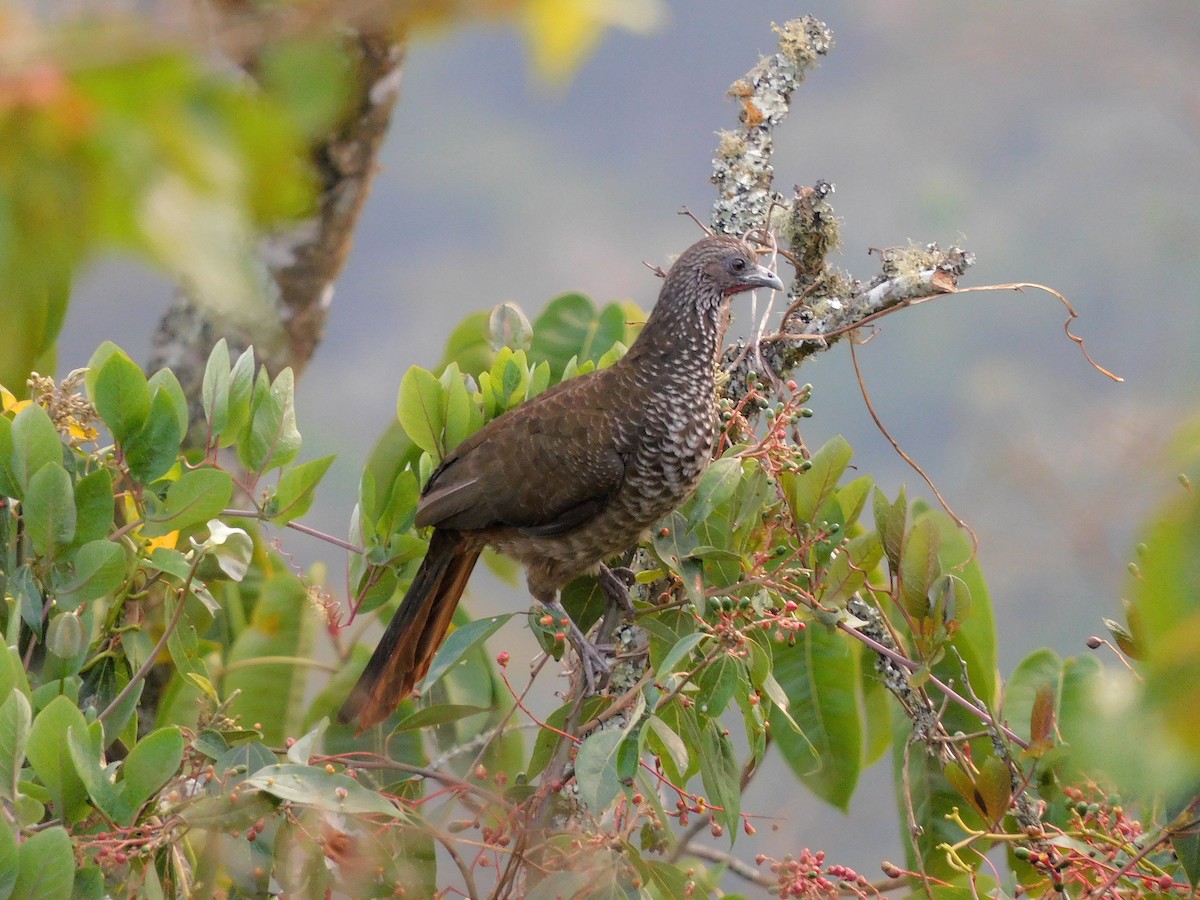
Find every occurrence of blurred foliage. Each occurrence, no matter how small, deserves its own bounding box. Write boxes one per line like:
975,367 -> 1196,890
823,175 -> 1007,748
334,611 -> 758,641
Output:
0,0 -> 656,394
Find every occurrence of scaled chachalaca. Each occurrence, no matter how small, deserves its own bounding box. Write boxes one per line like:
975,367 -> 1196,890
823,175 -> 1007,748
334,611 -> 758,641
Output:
339,235 -> 784,728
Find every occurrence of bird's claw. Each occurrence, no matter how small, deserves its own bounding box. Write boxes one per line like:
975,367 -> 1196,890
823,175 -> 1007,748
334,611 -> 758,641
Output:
597,564 -> 637,616
572,635 -> 613,695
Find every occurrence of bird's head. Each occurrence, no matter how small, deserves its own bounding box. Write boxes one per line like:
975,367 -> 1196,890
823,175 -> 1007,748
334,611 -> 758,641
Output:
674,235 -> 785,297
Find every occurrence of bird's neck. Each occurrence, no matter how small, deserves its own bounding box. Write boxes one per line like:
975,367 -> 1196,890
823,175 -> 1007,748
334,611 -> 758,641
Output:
625,276 -> 727,379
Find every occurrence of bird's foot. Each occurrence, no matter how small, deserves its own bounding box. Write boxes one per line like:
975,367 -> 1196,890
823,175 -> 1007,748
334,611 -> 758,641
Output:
542,598 -> 612,694
597,564 -> 637,617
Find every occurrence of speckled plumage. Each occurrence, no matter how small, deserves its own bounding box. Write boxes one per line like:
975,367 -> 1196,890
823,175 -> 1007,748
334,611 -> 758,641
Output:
340,236 -> 783,728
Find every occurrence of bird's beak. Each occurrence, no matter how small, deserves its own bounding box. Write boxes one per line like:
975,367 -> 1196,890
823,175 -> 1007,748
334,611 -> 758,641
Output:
740,263 -> 785,293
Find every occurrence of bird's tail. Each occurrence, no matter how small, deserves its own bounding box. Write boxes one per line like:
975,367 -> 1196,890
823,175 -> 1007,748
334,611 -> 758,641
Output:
338,529 -> 481,729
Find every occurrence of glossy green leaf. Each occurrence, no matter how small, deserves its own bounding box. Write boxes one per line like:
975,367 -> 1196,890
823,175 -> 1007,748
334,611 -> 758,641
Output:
91,348 -> 150,445
0,690 -> 31,803
26,696 -> 89,822
390,705 -> 491,733
243,763 -> 402,817
125,388 -> 185,483
898,516 -> 940,619
269,455 -> 335,525
225,572 -> 316,745
71,468 -> 114,545
239,366 -> 302,474
687,456 -> 743,531
122,727 -> 185,812
525,696 -> 610,780
420,613 -> 516,692
56,540 -> 126,608
575,728 -> 626,813
14,825 -> 73,900
24,462 -> 75,556
201,338 -> 232,435
144,467 -> 234,536
771,624 -> 859,810
695,653 -> 745,718
147,367 -> 189,436
396,365 -> 445,458
783,435 -> 852,524
67,723 -> 123,822
9,403 -> 62,495
873,485 -> 907,573
0,415 -> 15,497
0,818 -> 15,899
221,345 -> 257,447
440,364 -> 473,453
699,719 -> 740,837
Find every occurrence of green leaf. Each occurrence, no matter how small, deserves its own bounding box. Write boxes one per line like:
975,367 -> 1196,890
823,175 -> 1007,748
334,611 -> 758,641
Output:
819,532 -> 883,607
784,435 -> 853,524
26,696 -> 89,822
222,345 -> 256,447
14,825 -> 74,900
440,310 -> 493,375
225,572 -> 316,745
687,456 -> 743,531
873,485 -> 907,573
396,366 -> 446,459
144,467 -> 234,536
269,455 -> 335,525
125,388 -> 185,483
147,368 -> 189,437
440,364 -> 473,453
525,696 -> 610,780
0,690 -> 31,803
391,705 -> 491,733
56,540 -> 126,607
0,415 -> 15,497
9,403 -> 62,495
771,625 -> 860,810
72,468 -> 114,545
0,818 -> 15,899
202,338 -> 231,435
699,719 -> 740,837
92,348 -> 150,445
652,632 -> 707,687
420,613 -> 516,693
24,462 -> 76,556
67,723 -> 123,822
122,727 -> 185,812
694,653 -> 745,718
243,763 -> 403,817
239,367 -> 302,473
575,728 -> 626,813
645,715 -> 688,780
899,516 -> 941,619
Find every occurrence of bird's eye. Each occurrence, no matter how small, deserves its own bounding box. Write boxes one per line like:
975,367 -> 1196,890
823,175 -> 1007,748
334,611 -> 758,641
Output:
728,257 -> 748,273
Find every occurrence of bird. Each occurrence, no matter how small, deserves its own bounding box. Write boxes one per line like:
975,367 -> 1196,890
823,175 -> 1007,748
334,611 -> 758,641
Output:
338,235 -> 784,729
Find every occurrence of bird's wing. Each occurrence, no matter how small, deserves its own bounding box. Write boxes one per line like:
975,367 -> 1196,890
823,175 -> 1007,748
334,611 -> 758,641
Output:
415,367 -> 633,535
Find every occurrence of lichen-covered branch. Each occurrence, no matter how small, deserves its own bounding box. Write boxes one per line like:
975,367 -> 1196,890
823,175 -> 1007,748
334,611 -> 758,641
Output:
710,17 -> 833,238
710,19 -> 975,401
149,27 -> 404,437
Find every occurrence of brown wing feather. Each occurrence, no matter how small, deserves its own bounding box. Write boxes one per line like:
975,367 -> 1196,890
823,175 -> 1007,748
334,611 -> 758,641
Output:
415,365 -> 633,533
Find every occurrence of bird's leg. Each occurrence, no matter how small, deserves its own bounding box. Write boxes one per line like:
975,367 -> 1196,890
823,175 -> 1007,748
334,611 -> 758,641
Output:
539,595 -> 612,694
596,564 -> 637,617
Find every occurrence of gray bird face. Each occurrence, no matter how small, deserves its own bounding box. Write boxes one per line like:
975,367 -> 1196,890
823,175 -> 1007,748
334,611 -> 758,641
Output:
688,237 -> 785,296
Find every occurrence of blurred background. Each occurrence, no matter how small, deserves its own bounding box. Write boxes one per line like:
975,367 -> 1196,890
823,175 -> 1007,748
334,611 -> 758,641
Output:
59,0 -> 1200,873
